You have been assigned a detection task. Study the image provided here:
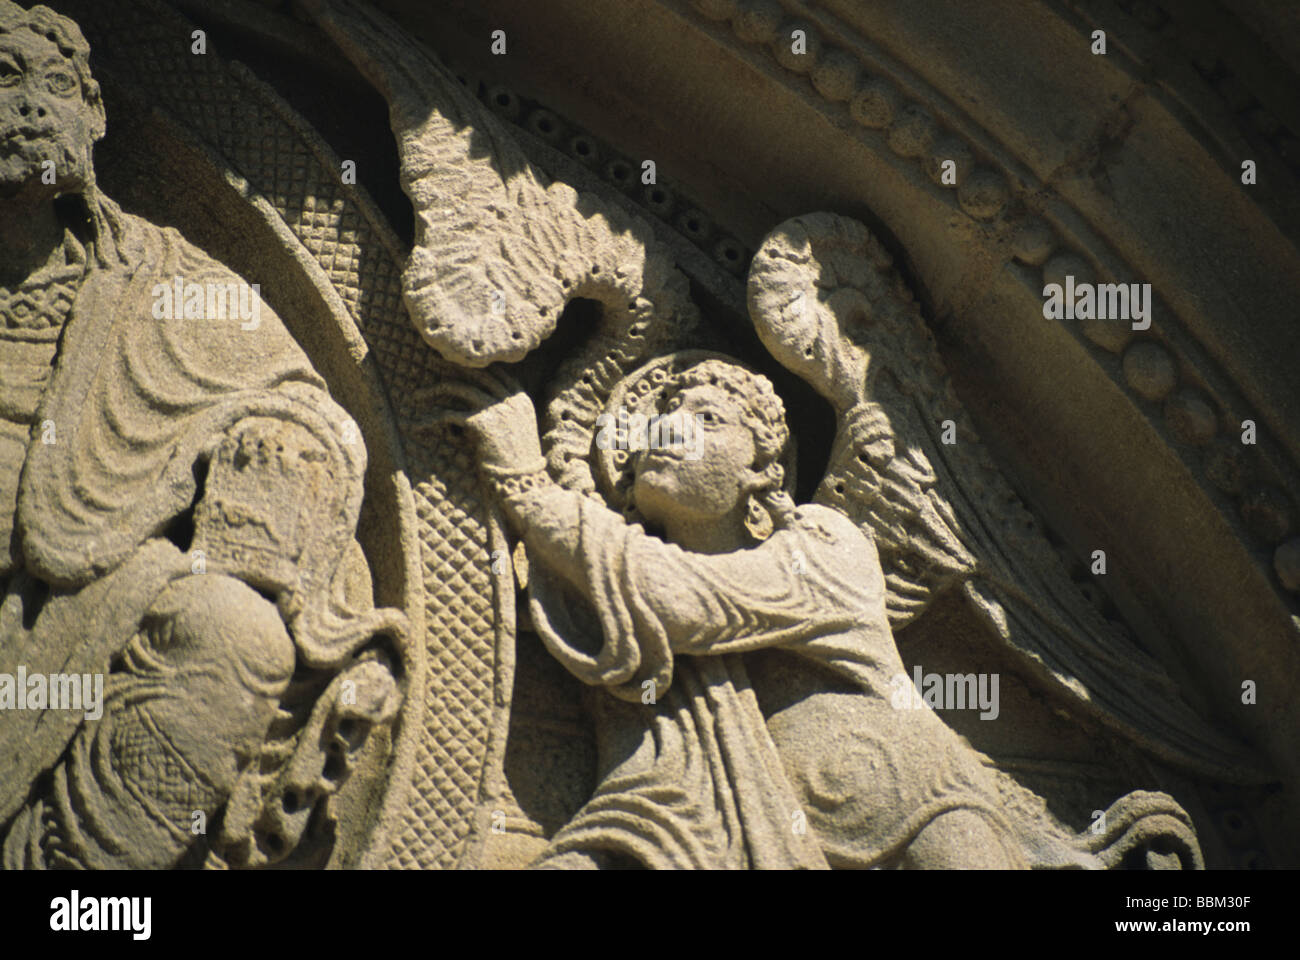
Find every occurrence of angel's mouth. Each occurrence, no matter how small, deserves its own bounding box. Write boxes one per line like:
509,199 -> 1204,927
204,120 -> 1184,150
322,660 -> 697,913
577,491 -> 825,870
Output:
641,447 -> 686,465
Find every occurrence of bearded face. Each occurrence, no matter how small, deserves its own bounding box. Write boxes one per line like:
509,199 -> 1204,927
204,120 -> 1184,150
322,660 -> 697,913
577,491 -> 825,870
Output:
0,26 -> 101,199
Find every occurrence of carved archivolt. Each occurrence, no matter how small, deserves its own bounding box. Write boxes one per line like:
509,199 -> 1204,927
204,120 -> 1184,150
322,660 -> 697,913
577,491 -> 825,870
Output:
672,0 -> 1300,613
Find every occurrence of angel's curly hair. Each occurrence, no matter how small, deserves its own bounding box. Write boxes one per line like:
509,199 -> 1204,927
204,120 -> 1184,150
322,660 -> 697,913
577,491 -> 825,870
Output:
659,359 -> 797,540
0,2 -> 104,138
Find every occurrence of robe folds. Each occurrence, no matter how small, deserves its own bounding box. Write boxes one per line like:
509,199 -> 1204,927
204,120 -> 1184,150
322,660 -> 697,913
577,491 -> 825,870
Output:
523,493 -> 1072,869
0,191 -> 352,829
17,191 -> 340,588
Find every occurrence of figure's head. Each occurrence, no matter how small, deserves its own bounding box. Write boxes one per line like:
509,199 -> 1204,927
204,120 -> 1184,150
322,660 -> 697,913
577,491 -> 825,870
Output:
632,359 -> 795,544
0,2 -> 103,199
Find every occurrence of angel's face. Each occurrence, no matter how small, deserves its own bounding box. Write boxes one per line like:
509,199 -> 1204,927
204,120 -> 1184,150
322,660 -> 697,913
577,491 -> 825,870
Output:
632,383 -> 763,534
0,29 -> 98,197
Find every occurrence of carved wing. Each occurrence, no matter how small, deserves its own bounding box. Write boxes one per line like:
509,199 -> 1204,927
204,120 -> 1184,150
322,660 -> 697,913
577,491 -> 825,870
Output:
305,0 -> 694,374
747,212 -> 1263,782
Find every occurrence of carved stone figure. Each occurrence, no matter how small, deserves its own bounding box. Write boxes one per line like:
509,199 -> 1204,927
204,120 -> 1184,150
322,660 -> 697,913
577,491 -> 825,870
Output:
0,1 -> 403,869
433,353 -> 1196,868
300,0 -> 1273,869
1,0 -> 1291,870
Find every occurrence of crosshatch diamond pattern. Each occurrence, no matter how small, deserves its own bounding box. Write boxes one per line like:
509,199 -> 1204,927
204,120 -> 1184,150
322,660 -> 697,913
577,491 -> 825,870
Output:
65,0 -> 502,868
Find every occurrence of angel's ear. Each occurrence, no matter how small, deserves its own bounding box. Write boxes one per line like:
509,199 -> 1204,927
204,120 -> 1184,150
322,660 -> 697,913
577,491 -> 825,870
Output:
742,461 -> 785,538
743,459 -> 781,494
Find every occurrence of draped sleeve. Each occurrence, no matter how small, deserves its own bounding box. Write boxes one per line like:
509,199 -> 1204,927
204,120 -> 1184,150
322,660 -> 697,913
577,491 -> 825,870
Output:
512,490 -> 858,870
517,485 -> 878,702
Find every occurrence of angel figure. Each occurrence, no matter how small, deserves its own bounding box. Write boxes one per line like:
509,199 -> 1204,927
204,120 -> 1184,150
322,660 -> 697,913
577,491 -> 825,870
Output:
449,358 -> 1020,869
430,211 -> 1263,870
298,0 -> 1256,867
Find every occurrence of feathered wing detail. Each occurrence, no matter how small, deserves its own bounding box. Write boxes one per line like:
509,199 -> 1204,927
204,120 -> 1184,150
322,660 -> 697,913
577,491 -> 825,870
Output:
305,0 -> 695,373
748,212 -> 1264,782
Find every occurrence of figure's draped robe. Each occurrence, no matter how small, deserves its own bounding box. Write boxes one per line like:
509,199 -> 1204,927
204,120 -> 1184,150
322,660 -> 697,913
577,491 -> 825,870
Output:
0,192 -> 337,839
519,491 -> 1056,869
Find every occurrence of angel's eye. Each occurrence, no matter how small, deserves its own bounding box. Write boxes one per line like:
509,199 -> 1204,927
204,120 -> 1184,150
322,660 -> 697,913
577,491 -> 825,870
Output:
45,71 -> 75,95
664,395 -> 682,412
698,411 -> 720,426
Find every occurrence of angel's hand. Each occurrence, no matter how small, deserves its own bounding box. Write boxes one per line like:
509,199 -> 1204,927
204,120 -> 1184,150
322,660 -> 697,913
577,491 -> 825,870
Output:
411,374 -> 540,471
464,391 -> 543,471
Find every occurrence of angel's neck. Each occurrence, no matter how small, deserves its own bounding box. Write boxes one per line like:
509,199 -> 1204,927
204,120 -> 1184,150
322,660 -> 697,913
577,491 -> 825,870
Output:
664,507 -> 750,555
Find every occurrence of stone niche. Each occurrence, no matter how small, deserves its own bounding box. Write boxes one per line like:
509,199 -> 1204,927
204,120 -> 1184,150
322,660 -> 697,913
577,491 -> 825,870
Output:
0,0 -> 1297,870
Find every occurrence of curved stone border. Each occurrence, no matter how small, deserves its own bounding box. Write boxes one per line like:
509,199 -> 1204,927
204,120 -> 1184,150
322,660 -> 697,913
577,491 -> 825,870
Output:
1074,0 -> 1300,184
446,64 -> 754,284
667,0 -> 1300,607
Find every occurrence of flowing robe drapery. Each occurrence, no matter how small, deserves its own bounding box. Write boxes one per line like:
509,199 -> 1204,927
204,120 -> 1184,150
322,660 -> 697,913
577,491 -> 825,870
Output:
512,487 -> 1046,869
0,192 -> 348,828
17,192 -> 330,587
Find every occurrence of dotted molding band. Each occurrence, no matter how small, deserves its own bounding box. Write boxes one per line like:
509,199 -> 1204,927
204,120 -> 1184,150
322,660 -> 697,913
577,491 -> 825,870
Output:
665,0 -> 1300,605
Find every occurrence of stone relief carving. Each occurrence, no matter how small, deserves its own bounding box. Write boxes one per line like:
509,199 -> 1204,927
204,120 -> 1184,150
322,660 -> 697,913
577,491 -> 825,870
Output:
420,251 -> 1215,870
0,1 -> 405,869
303,0 -> 698,373
302,0 -> 1266,868
675,0 -> 1300,615
745,214 -> 1257,784
0,0 -> 1288,872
